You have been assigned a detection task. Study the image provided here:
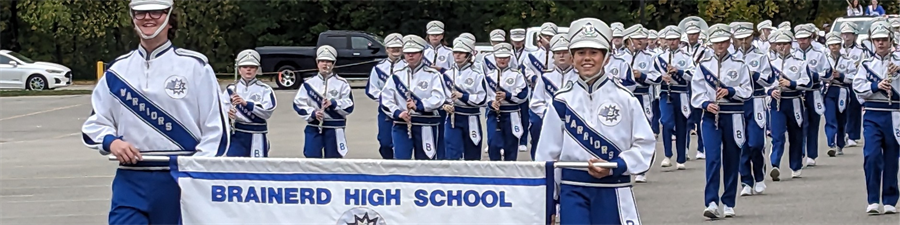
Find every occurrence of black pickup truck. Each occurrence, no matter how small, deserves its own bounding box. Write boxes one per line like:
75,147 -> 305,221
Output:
255,30 -> 387,89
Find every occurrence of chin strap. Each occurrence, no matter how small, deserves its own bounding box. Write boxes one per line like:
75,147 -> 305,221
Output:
132,10 -> 171,40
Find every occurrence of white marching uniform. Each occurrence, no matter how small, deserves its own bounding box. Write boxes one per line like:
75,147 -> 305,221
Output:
222,78 -> 276,157
768,52 -> 812,173
793,46 -> 828,160
485,66 -> 529,161
442,62 -> 488,160
733,46 -> 774,188
424,45 -> 453,72
523,46 -> 555,82
366,58 -> 407,159
654,47 -> 695,164
381,63 -> 447,160
623,49 -> 661,121
293,73 -> 355,158
823,51 -> 857,150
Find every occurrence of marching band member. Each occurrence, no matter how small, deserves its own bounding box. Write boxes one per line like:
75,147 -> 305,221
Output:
442,37 -> 487,160
611,22 -> 626,54
535,17 -> 655,225
293,45 -> 354,159
381,35 -> 446,160
623,24 -> 660,183
224,49 -> 277,158
767,29 -> 811,181
424,21 -> 453,160
648,29 -> 663,139
510,28 -> 531,153
81,0 -> 229,223
365,33 -> 406,159
523,23 -> 558,154
823,32 -> 857,158
485,43 -> 529,161
692,24 -> 752,219
655,25 -> 694,170
529,34 -> 577,160
794,24 -> 828,167
476,29 -> 506,75
755,20 -> 775,54
842,22 -> 867,147
731,22 -> 773,196
853,20 -> 900,215
683,18 -> 710,160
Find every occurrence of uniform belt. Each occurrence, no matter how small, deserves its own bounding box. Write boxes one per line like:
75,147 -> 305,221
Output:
118,151 -> 194,170
309,119 -> 347,128
781,91 -> 802,98
495,105 -> 520,111
716,103 -> 744,114
560,168 -> 632,187
661,85 -> 689,92
863,101 -> 900,111
394,116 -> 442,126
753,89 -> 767,97
634,87 -> 650,94
454,106 -> 482,115
235,122 -> 268,133
828,83 -> 845,88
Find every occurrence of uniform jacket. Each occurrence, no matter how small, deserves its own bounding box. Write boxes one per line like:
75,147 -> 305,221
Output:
690,54 -> 753,113
366,58 -> 407,103
442,62 -> 488,112
293,73 -> 355,128
222,78 -> 277,134
380,63 -> 447,125
485,67 -> 529,109
530,65 -> 577,119
424,45 -> 453,73
853,52 -> 900,107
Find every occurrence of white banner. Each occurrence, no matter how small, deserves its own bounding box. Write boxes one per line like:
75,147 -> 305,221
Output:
170,157 -> 556,225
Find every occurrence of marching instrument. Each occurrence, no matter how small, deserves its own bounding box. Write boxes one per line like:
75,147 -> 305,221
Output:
319,67 -> 330,134
777,54 -> 786,111
495,68 -> 502,132
714,56 -> 722,130
406,67 -> 413,138
226,67 -> 240,135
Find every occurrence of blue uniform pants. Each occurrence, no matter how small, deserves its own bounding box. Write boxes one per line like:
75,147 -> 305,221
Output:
701,112 -> 742,208
226,131 -> 269,157
770,99 -> 805,171
741,100 -> 767,186
304,126 -> 345,158
660,92 -> 689,163
444,114 -> 483,161
393,123 -> 439,160
519,103 -> 530,148
109,169 -> 181,225
437,110 -> 447,160
652,98 -> 661,135
863,111 -> 900,205
846,91 -> 863,140
803,92 -> 822,159
376,110 -> 394,159
559,184 -> 639,225
529,110 -> 542,160
824,88 -> 847,149
487,110 -> 519,161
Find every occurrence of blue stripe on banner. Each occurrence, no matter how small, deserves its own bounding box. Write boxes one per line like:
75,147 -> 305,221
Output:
302,83 -> 344,119
105,71 -> 199,151
171,171 -> 546,186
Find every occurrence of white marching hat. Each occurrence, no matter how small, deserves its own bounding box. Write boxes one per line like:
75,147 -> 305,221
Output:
663,25 -> 681,39
769,29 -> 793,44
611,22 -> 625,37
624,24 -> 647,40
549,34 -> 570,52
826,32 -> 842,45
384,33 -> 404,48
459,32 -> 476,42
235,49 -> 261,67
402,35 -> 428,53
707,24 -> 732,43
757,20 -> 774,31
490,29 -> 506,42
316,45 -> 337,62
129,0 -> 173,11
732,22 -> 754,39
869,20 -> 892,39
426,20 -> 445,35
510,28 -> 527,41
841,22 -> 859,34
778,21 -> 791,30
648,29 -> 658,39
452,37 -> 475,53
567,18 -> 613,50
493,43 -> 514,58
541,22 -> 559,36
891,18 -> 900,28
794,24 -> 813,39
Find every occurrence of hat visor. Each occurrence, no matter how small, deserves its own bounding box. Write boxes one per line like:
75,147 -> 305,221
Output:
493,53 -> 512,58
316,57 -> 336,61
841,29 -> 857,34
568,41 -> 609,51
426,29 -> 444,35
709,37 -> 730,43
686,29 -> 701,34
734,33 -> 752,39
795,33 -> 811,39
511,36 -> 526,41
826,40 -> 842,45
452,47 -> 471,53
664,35 -> 681,39
550,46 -> 568,52
131,4 -> 170,11
759,26 -> 774,31
402,48 -> 424,53
870,33 -> 891,39
773,39 -> 792,43
236,62 -> 260,67
540,31 -> 556,36
386,44 -> 403,48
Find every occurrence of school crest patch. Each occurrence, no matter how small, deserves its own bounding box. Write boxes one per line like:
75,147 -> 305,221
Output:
418,81 -> 429,90
598,102 -> 622,126
164,75 -> 188,99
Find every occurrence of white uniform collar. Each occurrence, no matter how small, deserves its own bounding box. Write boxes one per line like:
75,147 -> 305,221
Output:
555,64 -> 573,74
408,61 -> 427,74
239,78 -> 259,86
137,40 -> 173,61
453,62 -> 472,71
872,52 -> 894,61
317,72 -> 334,80
575,71 -> 610,93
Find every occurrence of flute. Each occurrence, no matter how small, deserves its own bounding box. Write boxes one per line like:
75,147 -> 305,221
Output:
450,68 -> 457,128
886,60 -> 896,105
666,48 -> 674,102
714,57 -> 721,130
495,68 -> 502,132
406,67 -> 413,138
227,69 -> 239,135
777,56 -> 786,111
319,68 -> 330,134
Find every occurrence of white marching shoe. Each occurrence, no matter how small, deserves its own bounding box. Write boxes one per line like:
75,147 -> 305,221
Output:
661,158 -> 672,167
740,186 -> 752,196
885,205 -> 897,214
635,175 -> 647,183
696,151 -> 706,159
791,169 -> 802,178
676,163 -> 686,170
518,145 -> 527,152
703,202 -> 720,219
848,139 -> 859,147
868,203 -> 881,215
484,147 -> 489,153
827,147 -> 837,157
806,158 -> 816,167
723,206 -> 735,217
754,181 -> 766,194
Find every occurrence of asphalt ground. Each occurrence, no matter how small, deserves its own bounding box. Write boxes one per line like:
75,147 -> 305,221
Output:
1,82 -> 898,224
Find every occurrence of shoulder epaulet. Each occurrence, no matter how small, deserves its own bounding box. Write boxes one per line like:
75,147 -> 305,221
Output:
174,48 -> 209,66
109,51 -> 134,68
699,56 -> 713,63
555,80 -> 575,95
612,80 -> 635,98
422,66 -> 440,74
334,74 -> 350,83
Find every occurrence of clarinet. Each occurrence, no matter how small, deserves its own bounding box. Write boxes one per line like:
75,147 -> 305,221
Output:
667,48 -> 674,102
226,69 -> 239,135
450,67 -> 457,128
495,68 -> 502,132
319,70 -> 329,134
885,59 -> 896,105
406,67 -> 413,138
777,56 -> 786,111
714,56 -> 721,130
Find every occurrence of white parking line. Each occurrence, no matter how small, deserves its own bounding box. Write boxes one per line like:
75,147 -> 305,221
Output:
0,213 -> 106,219
0,104 -> 84,121
0,185 -> 107,190
1,198 -> 107,203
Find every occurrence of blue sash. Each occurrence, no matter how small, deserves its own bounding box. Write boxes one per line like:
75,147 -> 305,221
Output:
391,75 -> 425,104
484,58 -> 497,71
302,83 -> 344,119
226,87 -> 266,123
528,53 -> 547,75
105,71 -> 199,151
541,76 -> 559,96
442,72 -> 473,101
374,67 -> 390,82
863,64 -> 900,98
698,64 -> 721,89
552,100 -> 623,161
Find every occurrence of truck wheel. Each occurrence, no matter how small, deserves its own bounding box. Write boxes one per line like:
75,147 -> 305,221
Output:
276,65 -> 300,89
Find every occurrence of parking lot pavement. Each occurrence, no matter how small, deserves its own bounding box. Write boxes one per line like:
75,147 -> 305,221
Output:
1,84 -> 898,224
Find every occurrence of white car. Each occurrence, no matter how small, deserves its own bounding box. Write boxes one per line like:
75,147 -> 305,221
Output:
0,50 -> 72,90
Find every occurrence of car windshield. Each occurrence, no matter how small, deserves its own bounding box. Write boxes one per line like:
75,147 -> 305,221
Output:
371,34 -> 384,45
6,51 -> 35,63
831,20 -> 874,34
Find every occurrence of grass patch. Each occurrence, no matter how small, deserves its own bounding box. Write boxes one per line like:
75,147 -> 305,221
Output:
0,89 -> 93,97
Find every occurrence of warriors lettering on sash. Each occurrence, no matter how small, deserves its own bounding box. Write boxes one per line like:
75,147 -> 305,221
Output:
224,49 -> 277,158
293,45 -> 355,159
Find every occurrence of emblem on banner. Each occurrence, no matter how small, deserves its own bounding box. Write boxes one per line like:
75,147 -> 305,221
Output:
337,207 -> 387,225
165,75 -> 188,99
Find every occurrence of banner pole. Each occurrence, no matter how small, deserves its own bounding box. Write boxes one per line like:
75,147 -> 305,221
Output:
553,162 -> 618,168
107,155 -> 170,162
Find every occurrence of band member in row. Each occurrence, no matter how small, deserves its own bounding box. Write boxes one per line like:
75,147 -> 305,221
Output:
381,35 -> 446,160
424,21 -> 452,160
366,33 -> 406,159
692,24 -> 752,219
841,22 -> 867,148
794,24 -> 828,167
224,49 -> 277,158
625,24 -> 659,183
293,46 -> 354,159
655,26 -> 693,170
486,43 -> 529,161
443,37 -> 487,161
767,29 -> 811,181
525,22 -> 559,156
823,32 -> 857,157
510,28 -> 531,153
682,18 -> 709,160
754,20 -> 774,54
536,17 -> 655,225
853,20 -> 900,215
476,29 -> 506,75
731,22 -> 773,196
529,34 -> 577,160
